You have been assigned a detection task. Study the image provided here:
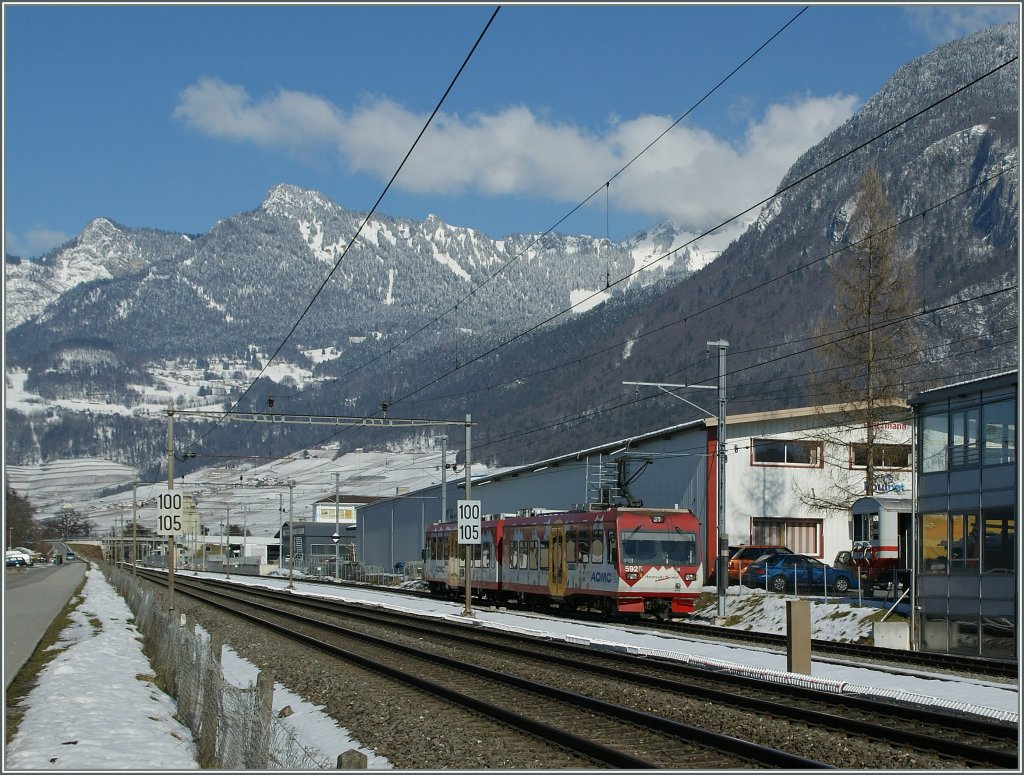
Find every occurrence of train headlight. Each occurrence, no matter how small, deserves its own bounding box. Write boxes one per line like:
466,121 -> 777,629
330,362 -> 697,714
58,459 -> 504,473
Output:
684,573 -> 696,582
626,572 -> 639,580
650,515 -> 665,523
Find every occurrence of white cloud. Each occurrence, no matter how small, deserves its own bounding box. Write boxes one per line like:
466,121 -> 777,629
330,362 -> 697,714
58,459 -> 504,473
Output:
904,5 -> 1019,44
173,78 -> 858,234
5,227 -> 72,259
173,76 -> 346,150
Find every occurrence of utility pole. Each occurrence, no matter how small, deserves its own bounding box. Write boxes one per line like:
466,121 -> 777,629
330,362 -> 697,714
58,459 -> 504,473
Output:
224,507 -> 230,579
278,493 -> 284,571
166,402 -> 175,611
440,435 -> 448,522
288,481 -> 295,590
623,339 -> 730,622
333,472 -> 341,581
710,340 -> 730,623
462,414 -> 474,618
132,482 -> 138,576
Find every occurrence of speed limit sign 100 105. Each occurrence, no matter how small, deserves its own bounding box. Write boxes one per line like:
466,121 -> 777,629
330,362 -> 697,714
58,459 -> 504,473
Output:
155,489 -> 186,535
457,499 -> 481,545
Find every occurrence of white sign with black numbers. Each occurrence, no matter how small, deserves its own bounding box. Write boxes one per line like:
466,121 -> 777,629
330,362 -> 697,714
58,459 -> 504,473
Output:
457,499 -> 482,545
155,489 -> 186,535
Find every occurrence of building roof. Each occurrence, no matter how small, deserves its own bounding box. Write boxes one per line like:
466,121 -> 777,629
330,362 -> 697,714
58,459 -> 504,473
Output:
313,494 -> 385,506
908,370 -> 1018,405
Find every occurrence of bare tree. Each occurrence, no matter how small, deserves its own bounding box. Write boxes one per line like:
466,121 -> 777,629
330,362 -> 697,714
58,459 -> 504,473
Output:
799,164 -> 921,512
5,487 -> 38,547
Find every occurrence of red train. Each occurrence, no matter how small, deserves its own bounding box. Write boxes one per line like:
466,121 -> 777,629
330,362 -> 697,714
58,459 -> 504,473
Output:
423,506 -> 703,618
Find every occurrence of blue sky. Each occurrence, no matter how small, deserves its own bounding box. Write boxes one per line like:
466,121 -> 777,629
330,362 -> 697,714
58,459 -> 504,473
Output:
3,3 -> 1019,259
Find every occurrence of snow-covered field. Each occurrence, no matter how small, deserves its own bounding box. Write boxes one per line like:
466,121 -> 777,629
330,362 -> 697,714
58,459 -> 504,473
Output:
5,446 -> 494,540
5,355 -> 502,537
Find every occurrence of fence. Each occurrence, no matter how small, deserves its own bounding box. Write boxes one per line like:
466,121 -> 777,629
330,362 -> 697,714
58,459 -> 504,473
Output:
109,566 -> 337,769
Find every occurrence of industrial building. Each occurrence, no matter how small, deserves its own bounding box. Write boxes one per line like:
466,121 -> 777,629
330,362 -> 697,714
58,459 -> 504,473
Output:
909,370 -> 1017,658
354,403 -> 913,579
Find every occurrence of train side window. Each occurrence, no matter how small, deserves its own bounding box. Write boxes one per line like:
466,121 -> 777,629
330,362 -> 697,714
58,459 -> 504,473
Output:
540,539 -> 549,570
566,527 -> 576,564
508,540 -> 518,568
528,540 -> 539,570
590,531 -> 604,564
578,529 -> 589,564
481,542 -> 491,568
519,542 -> 529,569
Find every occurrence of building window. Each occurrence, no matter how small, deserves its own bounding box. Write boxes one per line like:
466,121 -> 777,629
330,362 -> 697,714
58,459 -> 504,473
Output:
751,438 -> 821,467
982,399 -> 1016,466
850,443 -> 911,469
947,512 -> 980,570
921,512 -> 948,572
949,407 -> 980,468
981,509 -> 1016,573
750,518 -> 822,556
921,413 -> 948,473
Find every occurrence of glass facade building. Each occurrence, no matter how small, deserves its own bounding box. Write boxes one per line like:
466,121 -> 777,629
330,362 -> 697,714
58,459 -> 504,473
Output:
909,371 -> 1017,658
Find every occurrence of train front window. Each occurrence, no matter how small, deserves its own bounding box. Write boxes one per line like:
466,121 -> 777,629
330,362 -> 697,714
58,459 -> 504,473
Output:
619,530 -> 697,565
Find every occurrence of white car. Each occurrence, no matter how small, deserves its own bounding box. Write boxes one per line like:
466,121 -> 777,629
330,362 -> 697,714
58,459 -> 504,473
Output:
6,549 -> 33,567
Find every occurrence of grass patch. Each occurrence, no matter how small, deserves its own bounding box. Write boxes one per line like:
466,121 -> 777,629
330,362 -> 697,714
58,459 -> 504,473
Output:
4,575 -> 88,746
862,607 -> 908,626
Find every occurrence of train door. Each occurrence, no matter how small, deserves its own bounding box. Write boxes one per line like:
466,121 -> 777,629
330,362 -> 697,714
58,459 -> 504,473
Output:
548,522 -> 568,597
446,530 -> 460,589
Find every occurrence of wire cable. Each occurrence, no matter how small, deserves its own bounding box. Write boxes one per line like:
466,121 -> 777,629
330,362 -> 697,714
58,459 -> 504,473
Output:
188,6 -> 501,446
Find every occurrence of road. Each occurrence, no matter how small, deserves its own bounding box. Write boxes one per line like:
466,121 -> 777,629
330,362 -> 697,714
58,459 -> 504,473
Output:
4,559 -> 87,689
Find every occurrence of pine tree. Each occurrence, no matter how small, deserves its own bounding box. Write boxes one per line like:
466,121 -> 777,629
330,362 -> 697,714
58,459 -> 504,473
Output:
798,164 -> 921,512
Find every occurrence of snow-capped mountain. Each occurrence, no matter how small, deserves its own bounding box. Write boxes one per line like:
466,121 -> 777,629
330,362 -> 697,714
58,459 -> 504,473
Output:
4,22 -> 1018,476
5,183 -> 699,349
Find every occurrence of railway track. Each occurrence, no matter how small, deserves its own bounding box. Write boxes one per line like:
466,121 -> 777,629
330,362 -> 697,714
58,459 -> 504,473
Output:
264,571 -> 1018,680
147,571 -> 827,769
138,570 -> 1018,769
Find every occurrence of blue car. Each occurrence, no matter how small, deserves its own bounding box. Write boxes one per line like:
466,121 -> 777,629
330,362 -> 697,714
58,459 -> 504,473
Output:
742,553 -> 858,595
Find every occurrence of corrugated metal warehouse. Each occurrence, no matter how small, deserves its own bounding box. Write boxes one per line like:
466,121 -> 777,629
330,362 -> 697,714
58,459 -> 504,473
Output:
354,420 -> 710,571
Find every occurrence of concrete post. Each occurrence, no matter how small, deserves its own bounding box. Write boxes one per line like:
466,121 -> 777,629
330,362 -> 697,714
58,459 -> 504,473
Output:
339,749 -> 368,769
786,598 -> 812,675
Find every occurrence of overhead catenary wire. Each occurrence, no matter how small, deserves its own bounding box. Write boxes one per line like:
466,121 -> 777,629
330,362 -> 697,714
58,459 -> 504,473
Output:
182,22 -> 1017,470
278,6 -> 811,402
187,6 -> 501,447
330,50 -> 1020,415
396,165 -> 1017,408
375,57 -> 1017,412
